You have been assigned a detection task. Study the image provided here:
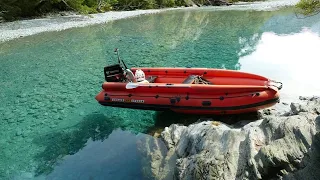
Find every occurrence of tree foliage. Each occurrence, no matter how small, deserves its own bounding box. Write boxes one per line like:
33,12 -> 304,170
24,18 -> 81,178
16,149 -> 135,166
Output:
2,0 -> 317,21
0,0 -> 189,21
0,0 -> 111,20
296,0 -> 320,15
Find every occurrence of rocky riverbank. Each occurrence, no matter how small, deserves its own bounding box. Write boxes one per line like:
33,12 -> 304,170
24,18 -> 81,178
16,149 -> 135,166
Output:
139,96 -> 320,179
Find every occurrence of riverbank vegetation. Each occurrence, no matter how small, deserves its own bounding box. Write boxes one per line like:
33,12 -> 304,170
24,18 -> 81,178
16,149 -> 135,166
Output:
0,0 -> 238,21
296,0 -> 320,15
0,0 -> 319,22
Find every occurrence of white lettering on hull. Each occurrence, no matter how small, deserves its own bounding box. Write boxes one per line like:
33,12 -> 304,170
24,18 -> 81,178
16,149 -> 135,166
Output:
111,98 -> 144,103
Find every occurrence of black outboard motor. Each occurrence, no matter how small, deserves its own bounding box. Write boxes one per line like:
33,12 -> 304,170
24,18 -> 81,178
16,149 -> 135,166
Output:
104,64 -> 125,82
103,48 -> 134,82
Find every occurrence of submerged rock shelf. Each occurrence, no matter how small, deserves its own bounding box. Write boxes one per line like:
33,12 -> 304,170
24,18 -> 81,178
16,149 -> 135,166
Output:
140,97 -> 320,179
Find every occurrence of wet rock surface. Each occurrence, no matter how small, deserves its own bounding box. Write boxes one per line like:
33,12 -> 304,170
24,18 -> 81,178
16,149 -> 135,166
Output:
139,97 -> 320,179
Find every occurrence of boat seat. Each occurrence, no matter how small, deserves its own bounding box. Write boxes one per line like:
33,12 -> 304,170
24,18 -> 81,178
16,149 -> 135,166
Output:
146,76 -> 157,83
182,75 -> 213,84
182,75 -> 198,84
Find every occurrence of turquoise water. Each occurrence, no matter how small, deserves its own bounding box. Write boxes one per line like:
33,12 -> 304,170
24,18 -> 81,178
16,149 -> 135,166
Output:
1,7 -> 320,179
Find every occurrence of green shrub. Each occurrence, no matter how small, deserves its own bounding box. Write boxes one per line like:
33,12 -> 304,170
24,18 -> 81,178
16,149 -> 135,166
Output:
296,0 -> 320,15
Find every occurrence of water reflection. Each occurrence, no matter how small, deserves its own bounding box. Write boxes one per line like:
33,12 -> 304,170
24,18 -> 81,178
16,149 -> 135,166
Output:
31,109 -> 261,179
92,10 -> 273,69
262,12 -> 320,35
40,129 -> 147,180
239,30 -> 320,101
33,113 -> 123,176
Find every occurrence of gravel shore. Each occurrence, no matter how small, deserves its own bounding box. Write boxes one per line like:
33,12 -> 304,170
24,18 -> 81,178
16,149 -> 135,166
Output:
0,0 -> 299,43
0,9 -> 171,42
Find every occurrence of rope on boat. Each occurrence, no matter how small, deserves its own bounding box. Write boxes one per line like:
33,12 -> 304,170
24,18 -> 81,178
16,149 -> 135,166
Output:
105,92 -> 259,101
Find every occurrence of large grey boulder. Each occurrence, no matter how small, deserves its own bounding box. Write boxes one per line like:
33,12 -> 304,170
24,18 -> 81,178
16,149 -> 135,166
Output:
139,97 -> 320,179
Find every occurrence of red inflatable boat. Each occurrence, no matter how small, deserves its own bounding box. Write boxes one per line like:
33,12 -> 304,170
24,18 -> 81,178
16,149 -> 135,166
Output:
95,51 -> 282,115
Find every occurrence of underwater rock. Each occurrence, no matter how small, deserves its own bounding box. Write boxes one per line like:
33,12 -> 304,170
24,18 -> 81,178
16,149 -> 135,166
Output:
16,129 -> 22,136
17,93 -> 27,98
17,118 -> 25,123
141,97 -> 320,179
79,111 -> 85,116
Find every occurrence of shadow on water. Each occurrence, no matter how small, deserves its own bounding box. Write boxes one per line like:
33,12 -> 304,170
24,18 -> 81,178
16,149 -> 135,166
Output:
33,113 -> 125,176
147,110 -> 262,136
33,108 -> 261,176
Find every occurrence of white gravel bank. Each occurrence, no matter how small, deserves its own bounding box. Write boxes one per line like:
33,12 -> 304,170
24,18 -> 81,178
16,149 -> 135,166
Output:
0,0 -> 299,43
0,9 -> 170,42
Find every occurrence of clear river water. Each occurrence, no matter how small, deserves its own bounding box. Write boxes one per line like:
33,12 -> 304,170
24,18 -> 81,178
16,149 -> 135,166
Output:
0,5 -> 320,180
